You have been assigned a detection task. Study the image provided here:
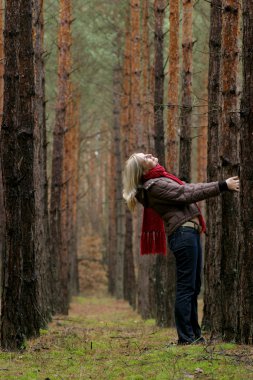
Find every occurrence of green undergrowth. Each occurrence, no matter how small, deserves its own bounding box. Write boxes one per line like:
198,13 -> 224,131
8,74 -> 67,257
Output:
0,295 -> 253,379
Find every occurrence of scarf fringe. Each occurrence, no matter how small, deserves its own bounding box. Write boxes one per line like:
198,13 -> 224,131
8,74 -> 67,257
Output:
141,231 -> 166,256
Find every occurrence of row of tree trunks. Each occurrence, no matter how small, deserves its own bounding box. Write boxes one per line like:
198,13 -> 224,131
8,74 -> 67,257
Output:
0,0 -> 41,350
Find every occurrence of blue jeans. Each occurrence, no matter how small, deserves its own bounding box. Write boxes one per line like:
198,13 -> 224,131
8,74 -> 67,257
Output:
168,227 -> 202,343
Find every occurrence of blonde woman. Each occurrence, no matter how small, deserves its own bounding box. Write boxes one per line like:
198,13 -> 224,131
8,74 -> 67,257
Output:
123,152 -> 239,345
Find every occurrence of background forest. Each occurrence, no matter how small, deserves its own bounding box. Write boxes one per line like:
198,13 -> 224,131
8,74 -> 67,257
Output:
0,0 -> 253,370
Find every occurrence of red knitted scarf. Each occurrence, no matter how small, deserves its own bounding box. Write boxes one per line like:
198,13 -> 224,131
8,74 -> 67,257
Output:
140,164 -> 206,255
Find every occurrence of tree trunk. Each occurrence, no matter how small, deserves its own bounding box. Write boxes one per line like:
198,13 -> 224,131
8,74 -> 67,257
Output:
202,0 -> 223,334
0,0 -> 41,350
179,0 -> 193,183
107,148 -> 117,295
33,0 -> 51,324
238,0 -> 253,344
153,0 -> 173,327
113,60 -> 125,300
167,0 -> 180,175
0,0 -> 4,290
69,91 -> 80,296
219,0 -> 240,342
154,0 -> 166,165
137,0 -> 156,320
50,0 -> 72,314
130,0 -> 143,150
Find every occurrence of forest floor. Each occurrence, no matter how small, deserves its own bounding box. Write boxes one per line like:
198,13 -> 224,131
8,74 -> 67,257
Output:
0,293 -> 253,380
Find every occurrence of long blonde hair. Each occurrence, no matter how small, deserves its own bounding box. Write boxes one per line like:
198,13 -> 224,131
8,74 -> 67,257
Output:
123,153 -> 144,212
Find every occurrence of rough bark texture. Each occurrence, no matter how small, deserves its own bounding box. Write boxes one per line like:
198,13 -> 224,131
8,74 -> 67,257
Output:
220,0 -> 240,342
137,0 -> 156,320
130,0 -> 143,150
0,0 -> 41,350
167,0 -> 180,175
0,0 -> 4,286
179,0 -> 193,183
154,0 -> 166,165
33,0 -> 51,325
238,0 -> 253,344
50,0 -> 72,314
202,0 -> 223,334
153,0 -> 174,327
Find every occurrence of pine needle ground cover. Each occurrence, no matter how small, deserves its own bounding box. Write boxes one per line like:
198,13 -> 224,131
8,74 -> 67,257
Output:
0,295 -> 253,380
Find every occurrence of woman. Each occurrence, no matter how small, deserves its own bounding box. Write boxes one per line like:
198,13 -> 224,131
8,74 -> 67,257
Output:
123,152 -> 239,345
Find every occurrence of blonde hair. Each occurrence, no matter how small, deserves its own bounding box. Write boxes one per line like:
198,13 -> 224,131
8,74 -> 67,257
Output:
123,153 -> 144,212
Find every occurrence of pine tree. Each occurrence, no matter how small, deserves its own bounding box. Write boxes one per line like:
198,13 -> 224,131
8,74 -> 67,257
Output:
0,0 -> 41,350
238,0 -> 253,344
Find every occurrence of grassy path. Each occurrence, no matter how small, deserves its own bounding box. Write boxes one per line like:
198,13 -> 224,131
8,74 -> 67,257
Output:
0,294 -> 253,379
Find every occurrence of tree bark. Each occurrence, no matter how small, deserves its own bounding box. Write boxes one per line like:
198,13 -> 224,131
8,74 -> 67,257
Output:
33,0 -> 51,324
130,0 -> 143,150
113,59 -> 125,300
179,0 -> 193,183
153,0 -> 174,327
167,0 -> 180,175
0,0 -> 41,350
202,0 -> 223,334
50,0 -> 72,314
0,0 -> 4,290
69,91 -> 80,296
137,0 -> 156,320
154,0 -> 166,165
219,0 -> 240,341
238,0 -> 253,344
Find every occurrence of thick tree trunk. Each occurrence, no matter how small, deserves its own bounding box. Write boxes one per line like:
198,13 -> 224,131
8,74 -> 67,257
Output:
167,0 -> 180,175
0,0 -> 41,350
33,0 -> 51,324
179,0 -> 193,183
202,0 -> 223,334
50,0 -> 72,314
219,0 -> 240,342
238,0 -> 253,344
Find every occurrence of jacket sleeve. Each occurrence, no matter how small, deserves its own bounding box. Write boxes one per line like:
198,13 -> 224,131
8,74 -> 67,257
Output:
148,179 -> 221,204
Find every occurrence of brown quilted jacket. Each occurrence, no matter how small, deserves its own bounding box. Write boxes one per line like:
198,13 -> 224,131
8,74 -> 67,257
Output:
136,177 -> 221,237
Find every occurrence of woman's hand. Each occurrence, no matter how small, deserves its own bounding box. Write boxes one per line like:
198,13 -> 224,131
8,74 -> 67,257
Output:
226,176 -> 240,192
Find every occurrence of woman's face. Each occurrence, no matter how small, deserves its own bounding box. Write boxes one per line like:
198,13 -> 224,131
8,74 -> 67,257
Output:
136,153 -> 158,173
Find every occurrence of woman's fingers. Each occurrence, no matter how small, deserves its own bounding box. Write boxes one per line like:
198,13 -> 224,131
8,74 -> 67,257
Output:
226,177 -> 240,191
